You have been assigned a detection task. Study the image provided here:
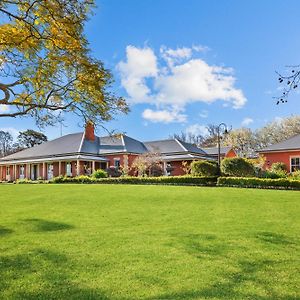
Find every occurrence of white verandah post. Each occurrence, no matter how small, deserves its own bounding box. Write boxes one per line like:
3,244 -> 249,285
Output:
76,160 -> 80,176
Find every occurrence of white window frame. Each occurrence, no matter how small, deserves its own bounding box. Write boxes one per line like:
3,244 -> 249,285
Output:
6,166 -> 10,176
290,156 -> 300,172
19,165 -> 25,179
66,162 -> 72,177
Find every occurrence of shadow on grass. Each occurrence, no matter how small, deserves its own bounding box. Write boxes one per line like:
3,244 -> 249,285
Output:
0,226 -> 13,236
256,232 -> 296,246
173,233 -> 226,258
0,249 -> 110,299
22,218 -> 74,232
145,259 -> 297,300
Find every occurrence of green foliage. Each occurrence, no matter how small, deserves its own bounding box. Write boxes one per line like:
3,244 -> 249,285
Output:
290,170 -> 300,180
18,129 -> 48,148
92,169 -> 108,179
50,175 -> 218,186
220,157 -> 255,177
0,0 -> 128,125
191,160 -> 219,176
217,176 -> 300,190
261,170 -> 287,179
271,162 -> 287,172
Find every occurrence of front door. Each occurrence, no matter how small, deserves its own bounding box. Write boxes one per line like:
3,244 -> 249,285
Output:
48,164 -> 53,180
31,165 -> 38,180
6,166 -> 10,181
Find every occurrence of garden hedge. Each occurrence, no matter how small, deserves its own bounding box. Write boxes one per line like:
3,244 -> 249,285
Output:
49,175 -> 218,186
217,176 -> 300,190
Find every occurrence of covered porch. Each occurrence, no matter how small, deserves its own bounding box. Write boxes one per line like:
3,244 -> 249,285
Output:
0,155 -> 108,181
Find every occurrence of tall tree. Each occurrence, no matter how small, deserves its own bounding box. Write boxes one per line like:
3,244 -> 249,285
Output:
255,115 -> 300,148
201,124 -> 221,147
18,129 -> 47,148
0,130 -> 13,156
0,0 -> 128,126
223,128 -> 256,158
170,131 -> 204,146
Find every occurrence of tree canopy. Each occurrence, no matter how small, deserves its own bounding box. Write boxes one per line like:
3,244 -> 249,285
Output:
18,129 -> 47,148
0,0 -> 128,126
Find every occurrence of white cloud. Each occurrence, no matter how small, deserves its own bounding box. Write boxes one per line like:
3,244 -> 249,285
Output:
142,108 -> 186,123
0,105 -> 9,113
241,117 -> 254,126
0,127 -> 20,140
118,45 -> 247,123
186,124 -> 209,136
117,45 -> 157,103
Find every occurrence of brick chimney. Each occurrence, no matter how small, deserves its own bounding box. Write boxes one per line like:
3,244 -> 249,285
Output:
85,121 -> 95,141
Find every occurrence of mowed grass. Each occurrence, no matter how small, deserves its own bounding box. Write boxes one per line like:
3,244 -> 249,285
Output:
0,185 -> 299,300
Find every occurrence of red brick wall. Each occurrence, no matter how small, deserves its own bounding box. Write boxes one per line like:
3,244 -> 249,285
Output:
106,154 -> 139,175
169,161 -> 186,176
261,150 -> 300,173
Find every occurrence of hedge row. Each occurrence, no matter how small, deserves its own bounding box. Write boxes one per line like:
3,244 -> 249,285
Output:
217,177 -> 300,190
49,175 -> 218,186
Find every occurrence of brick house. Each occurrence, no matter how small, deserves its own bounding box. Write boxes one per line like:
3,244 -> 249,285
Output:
0,124 -> 223,181
257,133 -> 300,173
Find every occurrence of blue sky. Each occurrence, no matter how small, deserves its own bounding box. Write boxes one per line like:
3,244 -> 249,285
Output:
1,0 -> 300,141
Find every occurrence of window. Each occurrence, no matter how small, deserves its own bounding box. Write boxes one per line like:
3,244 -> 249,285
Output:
114,158 -> 120,169
6,166 -> 10,176
291,157 -> 300,172
20,165 -> 25,179
66,162 -> 72,177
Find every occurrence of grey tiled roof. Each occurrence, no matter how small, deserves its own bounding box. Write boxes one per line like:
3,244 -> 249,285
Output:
1,133 -> 84,161
202,146 -> 232,156
1,131 -> 213,163
144,139 -> 184,153
258,134 -> 300,152
98,134 -> 147,154
144,139 -> 207,155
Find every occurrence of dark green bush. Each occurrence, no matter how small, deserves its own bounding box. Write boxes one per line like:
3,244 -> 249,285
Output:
217,176 -> 300,190
191,160 -> 219,176
50,175 -> 218,186
262,170 -> 287,179
220,157 -> 255,177
92,169 -> 108,178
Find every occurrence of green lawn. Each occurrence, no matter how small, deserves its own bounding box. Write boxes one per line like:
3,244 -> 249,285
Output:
0,185 -> 299,300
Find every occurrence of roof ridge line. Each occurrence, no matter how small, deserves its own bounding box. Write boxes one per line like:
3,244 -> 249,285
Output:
174,138 -> 188,152
78,131 -> 85,153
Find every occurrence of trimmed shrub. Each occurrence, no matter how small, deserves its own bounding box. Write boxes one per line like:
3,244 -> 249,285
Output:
220,157 -> 255,177
50,175 -> 218,186
92,169 -> 108,179
191,160 -> 219,176
217,176 -> 300,190
290,170 -> 300,180
270,162 -> 287,172
261,170 -> 286,179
